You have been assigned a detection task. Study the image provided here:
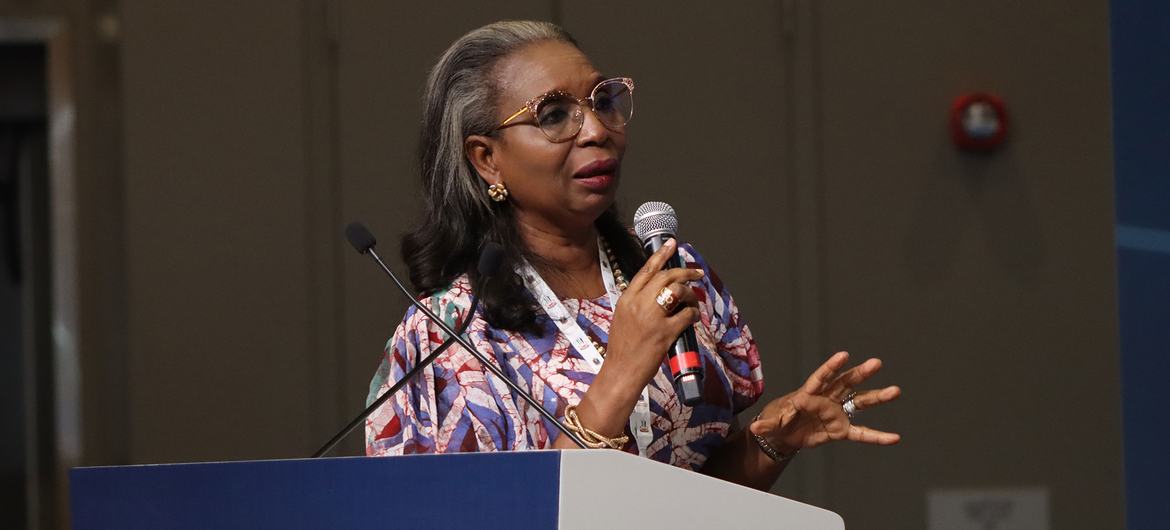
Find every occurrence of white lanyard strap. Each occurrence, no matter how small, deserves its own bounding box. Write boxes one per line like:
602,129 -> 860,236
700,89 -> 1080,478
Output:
516,239 -> 653,456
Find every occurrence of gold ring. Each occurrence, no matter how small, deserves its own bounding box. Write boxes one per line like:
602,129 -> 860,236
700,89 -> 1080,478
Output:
655,286 -> 679,314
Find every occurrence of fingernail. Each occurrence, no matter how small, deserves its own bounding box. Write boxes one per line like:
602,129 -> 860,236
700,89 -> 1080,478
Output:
665,238 -> 676,248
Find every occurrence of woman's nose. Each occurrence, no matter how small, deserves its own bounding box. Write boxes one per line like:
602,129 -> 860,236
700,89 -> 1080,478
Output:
575,105 -> 611,146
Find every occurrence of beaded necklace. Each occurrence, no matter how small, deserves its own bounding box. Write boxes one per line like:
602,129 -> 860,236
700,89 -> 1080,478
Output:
593,238 -> 628,356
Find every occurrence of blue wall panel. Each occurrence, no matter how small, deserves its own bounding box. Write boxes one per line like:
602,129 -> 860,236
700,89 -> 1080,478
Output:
1110,0 -> 1170,528
1115,249 -> 1170,529
1111,0 -> 1170,232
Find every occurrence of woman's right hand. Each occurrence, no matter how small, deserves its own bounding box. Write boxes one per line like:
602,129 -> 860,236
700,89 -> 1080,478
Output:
598,238 -> 705,402
552,238 -> 704,448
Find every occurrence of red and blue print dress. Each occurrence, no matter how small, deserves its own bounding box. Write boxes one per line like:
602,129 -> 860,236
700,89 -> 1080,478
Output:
365,244 -> 764,471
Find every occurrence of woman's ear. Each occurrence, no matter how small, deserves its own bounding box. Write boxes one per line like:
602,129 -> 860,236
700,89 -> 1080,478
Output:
465,134 -> 501,186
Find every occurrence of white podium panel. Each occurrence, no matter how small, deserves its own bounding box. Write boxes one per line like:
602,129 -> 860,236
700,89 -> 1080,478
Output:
559,450 -> 844,530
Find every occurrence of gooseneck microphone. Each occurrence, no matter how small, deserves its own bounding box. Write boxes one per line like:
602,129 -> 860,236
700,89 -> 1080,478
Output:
310,231 -> 497,458
633,202 -> 705,406
313,222 -> 586,456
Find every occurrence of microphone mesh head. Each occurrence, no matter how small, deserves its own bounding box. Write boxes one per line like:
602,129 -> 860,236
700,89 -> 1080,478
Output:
633,201 -> 678,241
345,222 -> 377,254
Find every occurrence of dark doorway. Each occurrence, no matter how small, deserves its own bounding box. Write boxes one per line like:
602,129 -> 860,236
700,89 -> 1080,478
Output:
1,41 -> 55,530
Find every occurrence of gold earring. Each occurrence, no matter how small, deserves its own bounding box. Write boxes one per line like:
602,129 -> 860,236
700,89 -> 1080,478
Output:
487,182 -> 509,202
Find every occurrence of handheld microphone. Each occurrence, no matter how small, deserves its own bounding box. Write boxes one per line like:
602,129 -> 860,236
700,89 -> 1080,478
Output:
633,202 -> 704,406
315,223 -> 587,455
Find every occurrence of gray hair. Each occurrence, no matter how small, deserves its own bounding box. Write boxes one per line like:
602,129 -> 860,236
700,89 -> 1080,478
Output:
419,20 -> 577,214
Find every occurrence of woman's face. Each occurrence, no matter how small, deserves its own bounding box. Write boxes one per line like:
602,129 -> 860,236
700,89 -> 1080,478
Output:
467,40 -> 627,234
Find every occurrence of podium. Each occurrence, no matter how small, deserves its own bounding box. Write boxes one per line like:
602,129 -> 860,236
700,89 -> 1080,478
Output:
71,450 -> 844,529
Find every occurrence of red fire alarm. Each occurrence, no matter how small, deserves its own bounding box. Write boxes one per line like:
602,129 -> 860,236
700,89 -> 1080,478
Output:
950,92 -> 1008,152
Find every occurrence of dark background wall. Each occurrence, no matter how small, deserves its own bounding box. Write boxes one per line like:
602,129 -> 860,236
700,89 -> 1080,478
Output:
0,1 -> 1129,529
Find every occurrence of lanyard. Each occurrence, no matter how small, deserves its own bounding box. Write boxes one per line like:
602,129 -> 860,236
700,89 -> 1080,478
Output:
516,239 -> 653,456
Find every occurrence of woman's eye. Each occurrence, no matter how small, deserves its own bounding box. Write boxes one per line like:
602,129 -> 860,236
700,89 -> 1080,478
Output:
594,95 -> 615,112
538,106 -> 570,125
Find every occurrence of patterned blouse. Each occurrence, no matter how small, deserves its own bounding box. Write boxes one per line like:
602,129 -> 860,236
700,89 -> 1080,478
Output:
365,244 -> 764,471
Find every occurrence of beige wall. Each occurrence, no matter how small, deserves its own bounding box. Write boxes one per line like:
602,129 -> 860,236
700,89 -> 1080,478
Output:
814,2 -> 1121,528
4,1 -> 1122,528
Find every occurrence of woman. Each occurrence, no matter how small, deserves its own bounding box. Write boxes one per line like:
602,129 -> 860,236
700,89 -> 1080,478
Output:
365,20 -> 900,490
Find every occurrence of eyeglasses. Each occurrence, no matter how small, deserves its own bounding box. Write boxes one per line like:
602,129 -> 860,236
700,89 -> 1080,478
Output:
495,77 -> 635,143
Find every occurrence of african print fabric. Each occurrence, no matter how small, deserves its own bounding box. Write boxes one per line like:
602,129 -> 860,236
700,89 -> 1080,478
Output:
365,244 -> 764,471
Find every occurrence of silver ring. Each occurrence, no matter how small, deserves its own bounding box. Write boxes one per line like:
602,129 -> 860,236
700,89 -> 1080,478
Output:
841,391 -> 858,420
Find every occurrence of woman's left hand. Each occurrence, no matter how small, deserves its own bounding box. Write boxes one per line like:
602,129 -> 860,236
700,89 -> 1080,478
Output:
750,351 -> 902,455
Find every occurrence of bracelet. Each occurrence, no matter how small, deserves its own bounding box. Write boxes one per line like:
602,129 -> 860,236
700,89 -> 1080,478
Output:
564,405 -> 630,449
751,413 -> 799,463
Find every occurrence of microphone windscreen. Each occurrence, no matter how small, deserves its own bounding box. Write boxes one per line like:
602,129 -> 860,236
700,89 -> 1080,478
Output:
477,242 -> 505,278
345,222 -> 377,254
633,201 -> 679,242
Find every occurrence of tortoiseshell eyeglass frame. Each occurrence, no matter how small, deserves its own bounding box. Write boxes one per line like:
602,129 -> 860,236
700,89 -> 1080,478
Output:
494,77 -> 635,143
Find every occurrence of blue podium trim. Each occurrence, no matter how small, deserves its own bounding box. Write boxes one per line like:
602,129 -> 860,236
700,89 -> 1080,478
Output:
71,452 -> 561,530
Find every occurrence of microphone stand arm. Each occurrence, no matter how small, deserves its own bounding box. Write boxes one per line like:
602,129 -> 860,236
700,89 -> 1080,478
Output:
362,248 -> 588,450
311,296 -> 480,458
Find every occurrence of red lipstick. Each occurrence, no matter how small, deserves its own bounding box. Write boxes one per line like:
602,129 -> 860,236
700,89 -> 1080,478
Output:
572,158 -> 619,192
